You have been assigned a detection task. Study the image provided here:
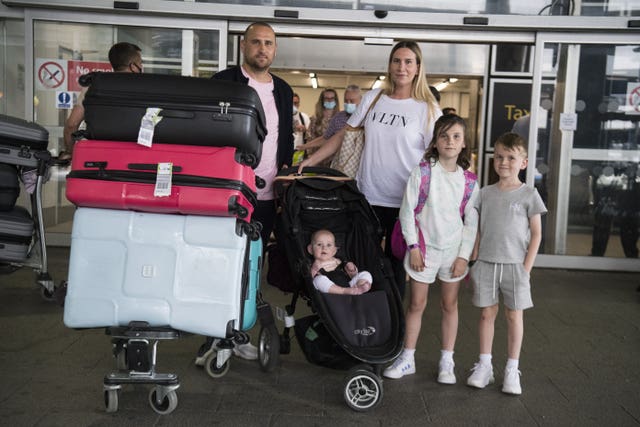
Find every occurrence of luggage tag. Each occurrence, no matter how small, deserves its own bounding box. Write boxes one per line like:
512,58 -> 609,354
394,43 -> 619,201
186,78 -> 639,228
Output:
137,108 -> 163,147
154,162 -> 172,197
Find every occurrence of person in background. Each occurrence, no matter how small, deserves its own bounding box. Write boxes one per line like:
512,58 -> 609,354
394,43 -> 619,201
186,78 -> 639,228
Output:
292,93 -> 310,165
466,132 -> 546,395
295,84 -> 362,156
62,42 -> 143,159
292,93 -> 310,147
299,41 -> 442,299
196,21 -> 293,363
306,88 -> 340,165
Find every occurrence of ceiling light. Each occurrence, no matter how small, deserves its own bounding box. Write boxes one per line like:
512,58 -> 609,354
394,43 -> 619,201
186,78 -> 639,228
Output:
371,75 -> 386,90
309,72 -> 318,89
434,81 -> 449,91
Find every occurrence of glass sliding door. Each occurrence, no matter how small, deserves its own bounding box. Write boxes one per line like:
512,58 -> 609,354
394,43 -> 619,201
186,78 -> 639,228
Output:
532,33 -> 640,271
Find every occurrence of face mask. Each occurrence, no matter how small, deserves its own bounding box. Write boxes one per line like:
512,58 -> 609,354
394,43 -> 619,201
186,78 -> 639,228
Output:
323,101 -> 336,110
344,103 -> 356,114
292,106 -> 298,115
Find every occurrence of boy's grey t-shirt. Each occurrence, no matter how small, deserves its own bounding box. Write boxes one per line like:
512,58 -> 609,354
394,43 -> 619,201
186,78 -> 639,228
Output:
475,184 -> 547,264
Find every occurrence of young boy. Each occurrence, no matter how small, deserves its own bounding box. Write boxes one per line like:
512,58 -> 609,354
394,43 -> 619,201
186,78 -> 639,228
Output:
466,132 -> 547,395
308,229 -> 372,295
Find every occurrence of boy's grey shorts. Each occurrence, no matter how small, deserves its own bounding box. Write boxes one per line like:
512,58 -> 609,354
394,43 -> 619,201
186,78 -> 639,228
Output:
469,260 -> 533,310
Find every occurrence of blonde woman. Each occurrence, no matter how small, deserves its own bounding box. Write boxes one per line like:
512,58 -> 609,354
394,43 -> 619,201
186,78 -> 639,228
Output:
299,41 -> 441,299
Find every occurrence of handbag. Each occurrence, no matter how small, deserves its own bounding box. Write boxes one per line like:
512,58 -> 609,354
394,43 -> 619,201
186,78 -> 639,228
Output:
330,91 -> 383,178
329,127 -> 364,178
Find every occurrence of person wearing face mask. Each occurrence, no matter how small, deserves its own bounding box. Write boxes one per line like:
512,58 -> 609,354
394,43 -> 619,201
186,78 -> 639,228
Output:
305,88 -> 340,165
296,85 -> 362,165
292,93 -> 310,147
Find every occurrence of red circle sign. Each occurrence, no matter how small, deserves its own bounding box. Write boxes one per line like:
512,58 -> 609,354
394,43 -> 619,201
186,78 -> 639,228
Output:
629,86 -> 640,113
38,61 -> 65,89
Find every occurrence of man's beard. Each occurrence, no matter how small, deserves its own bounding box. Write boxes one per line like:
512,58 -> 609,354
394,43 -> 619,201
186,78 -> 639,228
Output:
246,55 -> 271,72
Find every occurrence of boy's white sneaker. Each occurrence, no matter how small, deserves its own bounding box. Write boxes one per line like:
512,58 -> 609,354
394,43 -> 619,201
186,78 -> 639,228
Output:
437,359 -> 456,384
467,363 -> 495,388
502,366 -> 522,395
383,356 -> 415,379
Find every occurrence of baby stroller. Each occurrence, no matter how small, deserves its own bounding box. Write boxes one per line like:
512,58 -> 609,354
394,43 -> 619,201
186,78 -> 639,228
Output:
0,114 -> 66,300
268,167 -> 405,411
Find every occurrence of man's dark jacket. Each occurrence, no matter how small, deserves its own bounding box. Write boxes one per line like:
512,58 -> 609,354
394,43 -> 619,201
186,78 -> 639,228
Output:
213,66 -> 294,169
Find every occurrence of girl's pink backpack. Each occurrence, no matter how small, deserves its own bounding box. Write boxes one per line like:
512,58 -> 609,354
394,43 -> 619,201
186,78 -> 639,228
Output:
390,161 -> 477,259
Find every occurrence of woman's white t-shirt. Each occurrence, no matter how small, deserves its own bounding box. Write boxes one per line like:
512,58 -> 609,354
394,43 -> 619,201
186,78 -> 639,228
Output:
347,88 -> 439,208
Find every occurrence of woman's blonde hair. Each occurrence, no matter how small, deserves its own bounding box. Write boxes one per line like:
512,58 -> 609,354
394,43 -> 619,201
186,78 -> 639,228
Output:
383,41 -> 439,122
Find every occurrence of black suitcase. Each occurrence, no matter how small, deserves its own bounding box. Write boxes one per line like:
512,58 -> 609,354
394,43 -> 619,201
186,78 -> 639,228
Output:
0,114 -> 50,168
0,164 -> 20,211
0,206 -> 33,263
81,72 -> 267,167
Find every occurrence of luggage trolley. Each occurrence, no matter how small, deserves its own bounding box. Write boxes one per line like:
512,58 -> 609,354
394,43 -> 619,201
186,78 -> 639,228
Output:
64,209 -> 277,414
104,322 -> 182,415
0,114 -> 66,300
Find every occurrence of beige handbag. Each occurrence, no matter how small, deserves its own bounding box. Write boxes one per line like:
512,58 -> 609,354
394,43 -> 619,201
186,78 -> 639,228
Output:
330,91 -> 383,178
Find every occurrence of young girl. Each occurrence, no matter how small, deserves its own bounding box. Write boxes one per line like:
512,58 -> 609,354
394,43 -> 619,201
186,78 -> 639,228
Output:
383,114 -> 479,384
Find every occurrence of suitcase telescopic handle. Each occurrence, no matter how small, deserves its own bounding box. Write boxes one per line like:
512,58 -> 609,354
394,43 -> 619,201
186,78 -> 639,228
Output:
158,110 -> 195,119
127,163 -> 183,172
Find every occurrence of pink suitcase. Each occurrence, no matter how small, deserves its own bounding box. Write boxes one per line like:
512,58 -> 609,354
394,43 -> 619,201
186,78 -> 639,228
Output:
66,140 -> 259,220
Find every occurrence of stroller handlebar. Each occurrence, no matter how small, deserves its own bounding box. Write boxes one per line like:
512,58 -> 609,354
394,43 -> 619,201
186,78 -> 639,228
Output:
277,166 -> 351,180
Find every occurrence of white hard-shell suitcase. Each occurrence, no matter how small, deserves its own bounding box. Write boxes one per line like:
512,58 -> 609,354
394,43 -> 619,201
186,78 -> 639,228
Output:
63,207 -> 256,337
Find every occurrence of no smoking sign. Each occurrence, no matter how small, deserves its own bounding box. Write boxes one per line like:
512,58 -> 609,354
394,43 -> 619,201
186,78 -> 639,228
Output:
36,59 -> 67,90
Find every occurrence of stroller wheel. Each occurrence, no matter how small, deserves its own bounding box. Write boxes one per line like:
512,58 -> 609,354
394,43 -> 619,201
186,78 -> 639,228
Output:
204,349 -> 231,378
258,324 -> 280,373
343,367 -> 383,412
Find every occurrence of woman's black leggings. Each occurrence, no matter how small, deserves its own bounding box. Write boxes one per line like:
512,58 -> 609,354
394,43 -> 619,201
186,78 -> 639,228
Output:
373,205 -> 407,299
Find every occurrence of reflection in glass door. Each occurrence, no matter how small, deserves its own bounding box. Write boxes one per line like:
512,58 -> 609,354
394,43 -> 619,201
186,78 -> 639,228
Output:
532,35 -> 640,269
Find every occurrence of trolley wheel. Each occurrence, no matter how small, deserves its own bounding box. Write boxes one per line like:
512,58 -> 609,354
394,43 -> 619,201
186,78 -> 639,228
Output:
40,286 -> 55,301
258,324 -> 280,373
204,350 -> 230,378
148,387 -> 178,415
343,367 -> 383,412
104,389 -> 119,413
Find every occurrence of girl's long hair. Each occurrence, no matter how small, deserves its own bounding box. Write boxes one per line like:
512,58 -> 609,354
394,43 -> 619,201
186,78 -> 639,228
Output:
383,41 -> 439,123
423,114 -> 471,170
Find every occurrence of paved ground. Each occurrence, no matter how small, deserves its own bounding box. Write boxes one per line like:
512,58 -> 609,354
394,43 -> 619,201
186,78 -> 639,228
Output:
0,247 -> 639,426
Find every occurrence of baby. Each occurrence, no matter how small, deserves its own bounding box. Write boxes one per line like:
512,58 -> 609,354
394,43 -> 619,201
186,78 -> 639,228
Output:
308,229 -> 372,295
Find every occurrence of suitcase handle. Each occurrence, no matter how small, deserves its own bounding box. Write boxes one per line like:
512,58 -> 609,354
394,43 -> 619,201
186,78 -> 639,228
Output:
128,163 -> 183,172
158,110 -> 195,120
